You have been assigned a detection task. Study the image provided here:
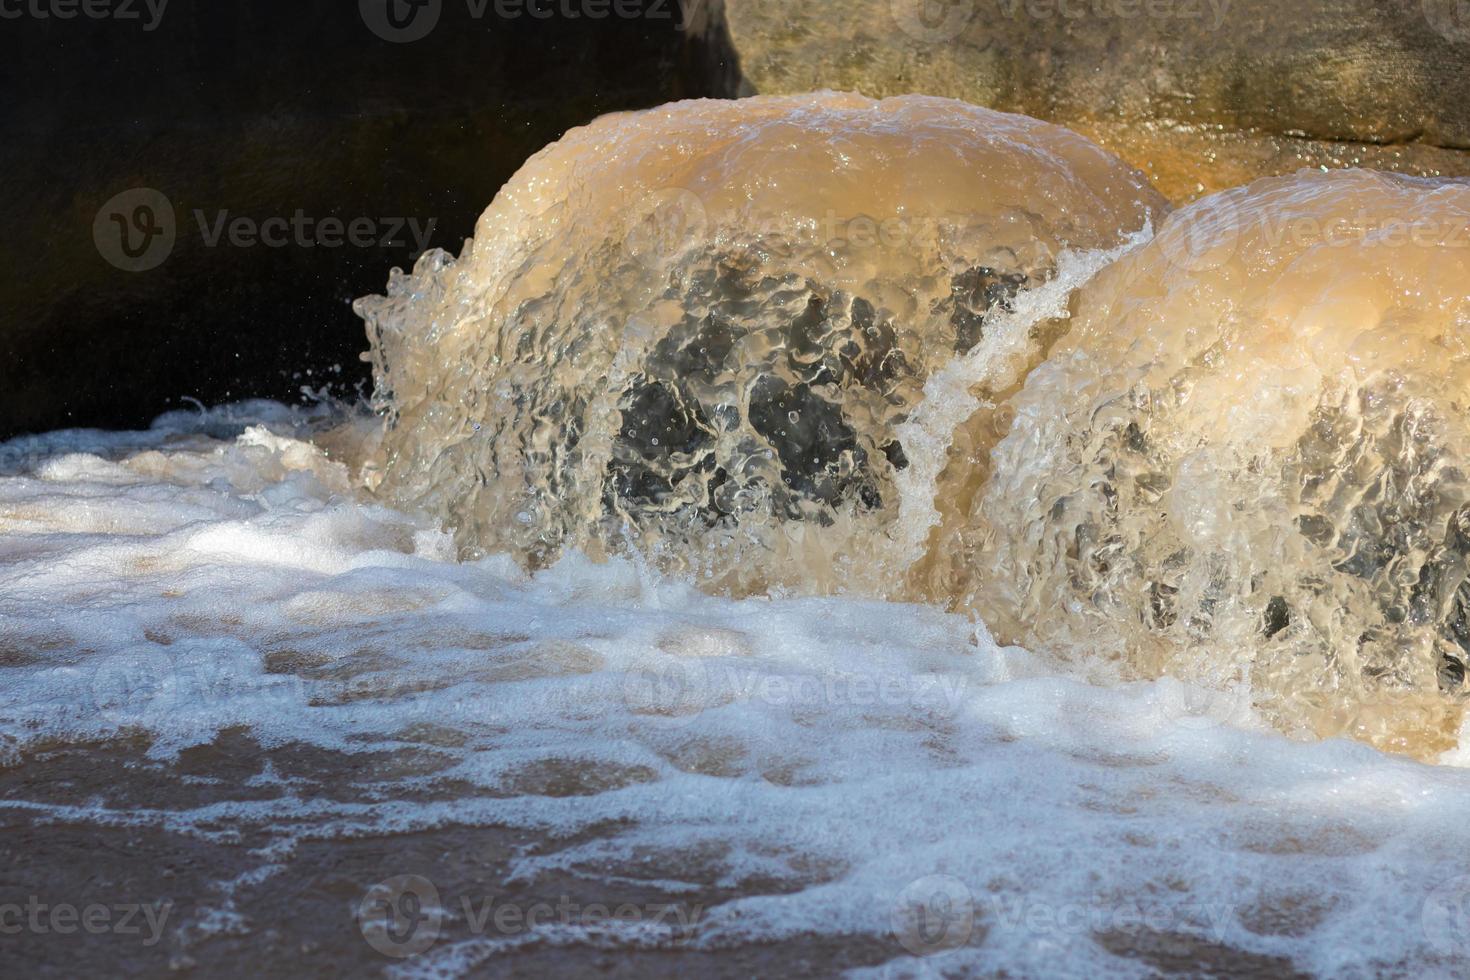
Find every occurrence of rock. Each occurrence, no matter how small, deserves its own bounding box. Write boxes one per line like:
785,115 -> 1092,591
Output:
725,0 -> 1470,200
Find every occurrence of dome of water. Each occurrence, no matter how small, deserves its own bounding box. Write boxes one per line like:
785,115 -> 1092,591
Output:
356,93 -> 1167,593
947,169 -> 1470,754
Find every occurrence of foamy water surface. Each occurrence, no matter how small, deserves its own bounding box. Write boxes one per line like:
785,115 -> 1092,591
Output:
2,403 -> 1468,976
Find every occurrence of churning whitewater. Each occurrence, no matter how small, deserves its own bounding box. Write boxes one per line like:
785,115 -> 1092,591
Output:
359,94 -> 1470,756
4,94 -> 1470,975
3,403 -> 1470,976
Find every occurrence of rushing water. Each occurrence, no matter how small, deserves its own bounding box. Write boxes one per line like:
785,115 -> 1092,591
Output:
5,94 -> 1470,976
947,170 -> 1470,757
355,93 -> 1167,594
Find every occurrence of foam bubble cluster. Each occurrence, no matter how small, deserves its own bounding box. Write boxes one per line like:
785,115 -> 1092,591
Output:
951,170 -> 1470,753
356,93 -> 1165,593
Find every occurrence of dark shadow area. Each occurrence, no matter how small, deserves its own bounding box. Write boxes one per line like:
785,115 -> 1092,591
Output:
0,0 -> 744,438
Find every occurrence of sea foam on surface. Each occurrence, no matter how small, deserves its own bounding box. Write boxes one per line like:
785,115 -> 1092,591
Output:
1,407 -> 1468,975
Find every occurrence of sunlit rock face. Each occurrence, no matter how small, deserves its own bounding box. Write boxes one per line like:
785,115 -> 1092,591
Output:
953,170 -> 1470,753
356,93 -> 1165,593
724,0 -> 1470,202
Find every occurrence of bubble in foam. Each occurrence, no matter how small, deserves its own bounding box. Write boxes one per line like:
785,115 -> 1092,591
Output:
355,93 -> 1166,594
946,169 -> 1470,756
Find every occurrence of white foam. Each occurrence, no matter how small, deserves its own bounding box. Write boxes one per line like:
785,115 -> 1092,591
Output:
891,230 -> 1153,566
1,404 -> 1467,976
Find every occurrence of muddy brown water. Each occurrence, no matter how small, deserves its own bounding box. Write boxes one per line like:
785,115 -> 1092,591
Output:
2,733 -> 1314,978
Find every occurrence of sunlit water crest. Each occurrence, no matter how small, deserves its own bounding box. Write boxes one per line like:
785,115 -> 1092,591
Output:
947,171 -> 1470,755
355,93 -> 1167,594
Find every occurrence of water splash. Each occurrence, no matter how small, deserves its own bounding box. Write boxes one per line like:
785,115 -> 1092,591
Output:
357,95 -> 1470,757
956,169 -> 1470,754
355,93 -> 1166,595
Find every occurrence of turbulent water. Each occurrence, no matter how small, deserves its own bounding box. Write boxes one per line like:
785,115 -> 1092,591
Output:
6,94 -> 1470,976
355,93 -> 1167,594
943,170 -> 1470,756
360,95 -> 1470,758
4,405 -> 1470,976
